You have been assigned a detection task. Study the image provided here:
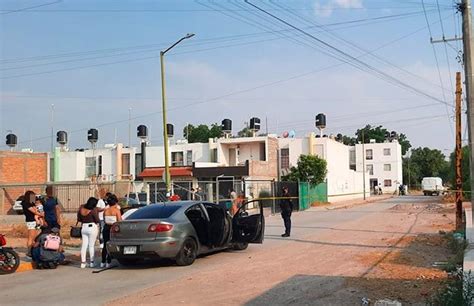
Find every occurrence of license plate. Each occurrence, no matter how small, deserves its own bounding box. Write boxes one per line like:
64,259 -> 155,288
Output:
123,246 -> 137,255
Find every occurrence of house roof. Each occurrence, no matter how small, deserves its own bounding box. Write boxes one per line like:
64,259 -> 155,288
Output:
138,167 -> 193,178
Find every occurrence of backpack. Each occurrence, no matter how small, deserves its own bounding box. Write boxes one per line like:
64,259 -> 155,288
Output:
43,234 -> 60,251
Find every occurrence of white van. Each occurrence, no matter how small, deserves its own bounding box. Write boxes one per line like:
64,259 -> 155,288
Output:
421,177 -> 444,196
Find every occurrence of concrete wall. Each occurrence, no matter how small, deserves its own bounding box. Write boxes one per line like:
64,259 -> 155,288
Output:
56,144 -> 137,182
58,151 -> 86,181
313,138 -> 369,202
278,138 -> 308,171
146,142 -> 210,168
354,141 -> 403,193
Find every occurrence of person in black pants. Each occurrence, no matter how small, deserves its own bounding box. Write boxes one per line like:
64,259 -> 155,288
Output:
280,186 -> 293,237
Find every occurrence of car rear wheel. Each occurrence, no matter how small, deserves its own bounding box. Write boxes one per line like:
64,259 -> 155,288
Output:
117,258 -> 139,266
175,238 -> 197,266
232,242 -> 249,251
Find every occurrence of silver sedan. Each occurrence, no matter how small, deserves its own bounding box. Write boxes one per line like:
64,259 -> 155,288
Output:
107,200 -> 264,266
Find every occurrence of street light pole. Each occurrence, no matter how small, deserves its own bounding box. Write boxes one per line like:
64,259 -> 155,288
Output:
160,33 -> 195,196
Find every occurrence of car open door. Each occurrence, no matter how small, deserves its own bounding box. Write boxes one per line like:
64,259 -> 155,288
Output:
232,200 -> 264,243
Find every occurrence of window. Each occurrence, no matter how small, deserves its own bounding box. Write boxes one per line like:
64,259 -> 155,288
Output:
384,179 -> 392,187
122,153 -> 130,175
98,155 -> 103,175
211,149 -> 218,163
186,150 -> 193,166
349,150 -> 356,165
171,151 -> 184,166
280,148 -> 289,169
366,164 -> 374,175
260,143 -> 266,161
384,148 -> 391,156
365,149 -> 373,160
127,204 -> 181,220
85,157 -> 96,178
384,164 -> 391,171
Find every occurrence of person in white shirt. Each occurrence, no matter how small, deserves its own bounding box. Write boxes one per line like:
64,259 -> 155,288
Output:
96,189 -> 111,249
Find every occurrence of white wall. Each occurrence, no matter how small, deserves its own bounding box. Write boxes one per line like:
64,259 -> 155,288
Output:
278,138 -> 307,169
58,151 -> 86,181
354,141 -> 403,193
146,142 -> 210,168
314,138 -> 370,202
57,144 -> 137,182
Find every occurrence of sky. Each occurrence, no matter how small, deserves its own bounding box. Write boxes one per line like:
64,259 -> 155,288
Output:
0,0 -> 464,155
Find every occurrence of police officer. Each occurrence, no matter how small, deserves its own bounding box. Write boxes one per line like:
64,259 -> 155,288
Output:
280,186 -> 293,237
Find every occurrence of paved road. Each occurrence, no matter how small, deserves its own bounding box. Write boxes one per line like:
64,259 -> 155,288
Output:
0,195 -> 445,305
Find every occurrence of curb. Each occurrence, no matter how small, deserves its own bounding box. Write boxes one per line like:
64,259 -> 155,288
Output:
16,261 -> 34,272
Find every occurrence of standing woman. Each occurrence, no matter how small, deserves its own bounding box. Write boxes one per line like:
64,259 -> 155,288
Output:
22,191 -> 43,256
77,197 -> 100,268
101,194 -> 121,268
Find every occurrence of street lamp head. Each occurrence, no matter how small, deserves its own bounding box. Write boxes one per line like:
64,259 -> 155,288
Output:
184,33 -> 195,39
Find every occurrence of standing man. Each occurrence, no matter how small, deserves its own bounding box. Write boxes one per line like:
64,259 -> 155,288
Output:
44,186 -> 62,230
279,186 -> 293,237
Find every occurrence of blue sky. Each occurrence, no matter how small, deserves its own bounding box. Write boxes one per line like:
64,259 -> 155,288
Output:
0,0 -> 463,154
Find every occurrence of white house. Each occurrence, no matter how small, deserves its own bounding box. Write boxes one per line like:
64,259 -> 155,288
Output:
350,140 -> 403,194
53,143 -> 136,182
278,134 -> 370,202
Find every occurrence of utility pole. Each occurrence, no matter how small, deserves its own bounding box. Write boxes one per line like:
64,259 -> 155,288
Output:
455,72 -> 463,230
461,0 -> 474,218
362,130 -> 366,200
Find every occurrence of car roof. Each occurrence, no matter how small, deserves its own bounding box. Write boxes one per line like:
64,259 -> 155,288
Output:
149,201 -> 214,209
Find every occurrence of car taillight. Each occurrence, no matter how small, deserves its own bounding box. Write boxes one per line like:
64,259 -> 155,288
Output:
111,224 -> 120,233
148,224 -> 173,232
0,234 -> 6,246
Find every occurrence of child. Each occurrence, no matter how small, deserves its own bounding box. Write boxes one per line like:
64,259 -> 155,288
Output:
34,197 -> 47,229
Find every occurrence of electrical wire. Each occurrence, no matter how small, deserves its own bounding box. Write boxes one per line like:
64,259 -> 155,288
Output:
1,0 -> 61,15
244,0 -> 452,108
422,0 -> 455,139
0,10 -> 434,65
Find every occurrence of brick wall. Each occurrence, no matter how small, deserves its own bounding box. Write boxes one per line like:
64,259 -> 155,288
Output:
0,151 -> 48,214
249,137 -> 278,180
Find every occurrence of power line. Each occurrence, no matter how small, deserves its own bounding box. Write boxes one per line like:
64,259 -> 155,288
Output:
1,0 -> 62,15
422,0 -> 454,139
0,10 -> 433,65
268,0 -> 453,97
244,0 -> 453,108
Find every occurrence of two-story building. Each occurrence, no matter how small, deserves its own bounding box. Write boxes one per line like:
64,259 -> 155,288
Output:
278,134 -> 369,202
53,143 -> 137,182
350,140 -> 403,194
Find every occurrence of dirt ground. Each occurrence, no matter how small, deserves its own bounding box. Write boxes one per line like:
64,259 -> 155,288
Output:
108,198 -> 457,306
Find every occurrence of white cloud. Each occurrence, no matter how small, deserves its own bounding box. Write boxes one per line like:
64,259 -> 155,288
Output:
314,0 -> 364,17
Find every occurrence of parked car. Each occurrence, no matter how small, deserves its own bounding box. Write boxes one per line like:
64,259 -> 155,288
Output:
119,197 -> 146,214
422,177 -> 444,196
12,196 -> 24,214
107,200 -> 264,266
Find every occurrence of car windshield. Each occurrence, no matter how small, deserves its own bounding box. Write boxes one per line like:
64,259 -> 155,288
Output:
126,204 -> 181,220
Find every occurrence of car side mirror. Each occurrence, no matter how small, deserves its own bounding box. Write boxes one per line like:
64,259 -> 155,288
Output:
239,211 -> 249,217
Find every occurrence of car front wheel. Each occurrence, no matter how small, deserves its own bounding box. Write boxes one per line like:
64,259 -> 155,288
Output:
232,242 -> 249,251
175,238 -> 197,266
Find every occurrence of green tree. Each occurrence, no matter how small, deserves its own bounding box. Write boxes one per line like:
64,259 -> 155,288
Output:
183,123 -> 222,143
355,125 -> 411,155
237,126 -> 253,137
403,147 -> 449,187
282,155 -> 327,186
